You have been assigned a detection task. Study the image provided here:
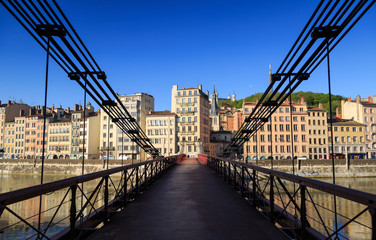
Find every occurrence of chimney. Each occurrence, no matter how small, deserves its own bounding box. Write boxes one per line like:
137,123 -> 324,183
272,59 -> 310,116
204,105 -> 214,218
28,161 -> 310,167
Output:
356,95 -> 360,104
67,107 -> 70,113
368,96 -> 372,102
58,105 -> 62,109
19,109 -> 24,116
198,84 -> 202,91
206,90 -> 209,96
347,97 -> 351,102
12,101 -> 15,104
74,104 -> 79,111
336,108 -> 342,119
300,97 -> 305,104
29,108 -> 33,115
51,104 -> 55,112
285,98 -> 289,104
7,100 -> 11,106
319,103 -> 323,109
373,95 -> 376,103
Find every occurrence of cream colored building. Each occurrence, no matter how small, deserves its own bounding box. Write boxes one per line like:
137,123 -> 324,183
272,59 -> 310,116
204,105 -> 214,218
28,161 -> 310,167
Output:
79,112 -> 100,159
341,96 -> 376,159
146,111 -> 178,156
328,119 -> 366,159
70,103 -> 95,159
307,105 -> 328,159
100,93 -> 154,160
171,84 -> 210,157
14,115 -> 26,158
3,122 -> 15,158
47,120 -> 72,159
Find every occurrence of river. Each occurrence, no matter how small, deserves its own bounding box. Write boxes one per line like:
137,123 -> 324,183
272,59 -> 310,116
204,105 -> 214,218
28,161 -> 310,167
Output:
0,174 -> 375,239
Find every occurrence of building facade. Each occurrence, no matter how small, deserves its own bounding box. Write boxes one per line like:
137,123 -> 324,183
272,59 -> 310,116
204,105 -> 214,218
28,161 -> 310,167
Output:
47,120 -> 72,159
341,96 -> 376,159
243,98 -> 309,161
171,84 -> 210,157
146,111 -> 178,156
100,93 -> 154,160
307,105 -> 328,159
0,100 -> 31,156
328,119 -> 367,159
14,115 -> 26,159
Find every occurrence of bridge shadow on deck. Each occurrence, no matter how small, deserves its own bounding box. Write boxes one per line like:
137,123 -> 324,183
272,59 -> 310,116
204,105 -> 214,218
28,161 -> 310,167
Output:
90,158 -> 286,240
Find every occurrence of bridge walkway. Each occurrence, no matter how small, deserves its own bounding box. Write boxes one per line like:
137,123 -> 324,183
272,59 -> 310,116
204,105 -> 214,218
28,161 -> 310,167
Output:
90,158 -> 287,240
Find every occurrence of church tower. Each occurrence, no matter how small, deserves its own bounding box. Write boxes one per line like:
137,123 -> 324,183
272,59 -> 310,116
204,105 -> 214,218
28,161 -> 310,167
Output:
269,64 -> 273,93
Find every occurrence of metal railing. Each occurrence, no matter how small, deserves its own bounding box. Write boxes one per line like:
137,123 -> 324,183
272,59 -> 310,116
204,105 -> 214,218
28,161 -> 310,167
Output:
0,154 -> 185,239
204,155 -> 376,240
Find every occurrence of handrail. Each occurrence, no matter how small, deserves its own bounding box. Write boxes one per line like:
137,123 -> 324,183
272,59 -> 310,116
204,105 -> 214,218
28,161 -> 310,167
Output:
0,154 -> 186,239
205,154 -> 376,239
0,158 -> 167,205
211,156 -> 376,208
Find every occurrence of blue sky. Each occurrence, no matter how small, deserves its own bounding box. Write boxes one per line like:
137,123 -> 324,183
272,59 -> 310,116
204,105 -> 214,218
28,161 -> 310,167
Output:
0,0 -> 375,111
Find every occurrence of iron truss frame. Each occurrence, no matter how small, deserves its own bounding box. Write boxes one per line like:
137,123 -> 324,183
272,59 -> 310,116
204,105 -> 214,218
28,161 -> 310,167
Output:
224,0 -> 376,156
0,0 -> 160,157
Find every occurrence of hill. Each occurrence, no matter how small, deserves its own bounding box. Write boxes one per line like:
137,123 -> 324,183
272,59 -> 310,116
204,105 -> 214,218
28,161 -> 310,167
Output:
218,91 -> 347,115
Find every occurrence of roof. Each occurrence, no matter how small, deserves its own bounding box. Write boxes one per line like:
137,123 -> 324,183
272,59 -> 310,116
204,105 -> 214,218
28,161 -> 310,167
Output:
329,119 -> 365,126
307,107 -> 326,111
147,111 -> 176,116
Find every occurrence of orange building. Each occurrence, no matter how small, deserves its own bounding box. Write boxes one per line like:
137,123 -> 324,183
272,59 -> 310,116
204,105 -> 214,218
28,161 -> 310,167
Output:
243,98 -> 309,161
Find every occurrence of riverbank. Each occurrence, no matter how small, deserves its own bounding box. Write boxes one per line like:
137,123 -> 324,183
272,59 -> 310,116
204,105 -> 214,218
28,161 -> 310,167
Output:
253,159 -> 376,177
0,159 -> 138,175
1,158 -> 376,177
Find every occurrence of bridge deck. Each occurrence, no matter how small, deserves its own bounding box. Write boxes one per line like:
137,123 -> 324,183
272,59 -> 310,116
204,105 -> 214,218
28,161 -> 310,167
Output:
90,158 -> 286,240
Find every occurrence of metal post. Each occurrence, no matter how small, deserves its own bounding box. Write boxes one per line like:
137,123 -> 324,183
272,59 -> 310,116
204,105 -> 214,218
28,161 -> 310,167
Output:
70,185 -> 77,237
370,208 -> 376,240
269,175 -> 274,222
123,170 -> 127,206
300,185 -> 307,238
241,166 -> 245,196
228,161 -> 231,184
104,176 -> 109,222
107,117 -> 110,170
144,163 -> 147,186
252,169 -> 257,206
136,166 -> 139,195
150,162 -> 154,184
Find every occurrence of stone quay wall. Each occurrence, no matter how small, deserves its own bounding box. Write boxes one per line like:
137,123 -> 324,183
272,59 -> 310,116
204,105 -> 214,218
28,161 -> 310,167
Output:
1,158 -> 376,177
252,159 -> 376,177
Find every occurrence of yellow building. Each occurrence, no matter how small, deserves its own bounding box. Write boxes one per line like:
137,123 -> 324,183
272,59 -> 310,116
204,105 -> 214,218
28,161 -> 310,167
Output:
4,122 -> 15,158
14,115 -> 26,158
171,84 -> 210,157
47,120 -> 72,159
328,119 -> 366,159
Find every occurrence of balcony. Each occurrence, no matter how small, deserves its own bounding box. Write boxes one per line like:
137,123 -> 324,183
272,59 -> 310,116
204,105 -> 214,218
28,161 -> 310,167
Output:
100,147 -> 115,151
180,111 -> 195,115
179,131 -> 195,135
180,121 -> 195,125
178,102 -> 196,106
